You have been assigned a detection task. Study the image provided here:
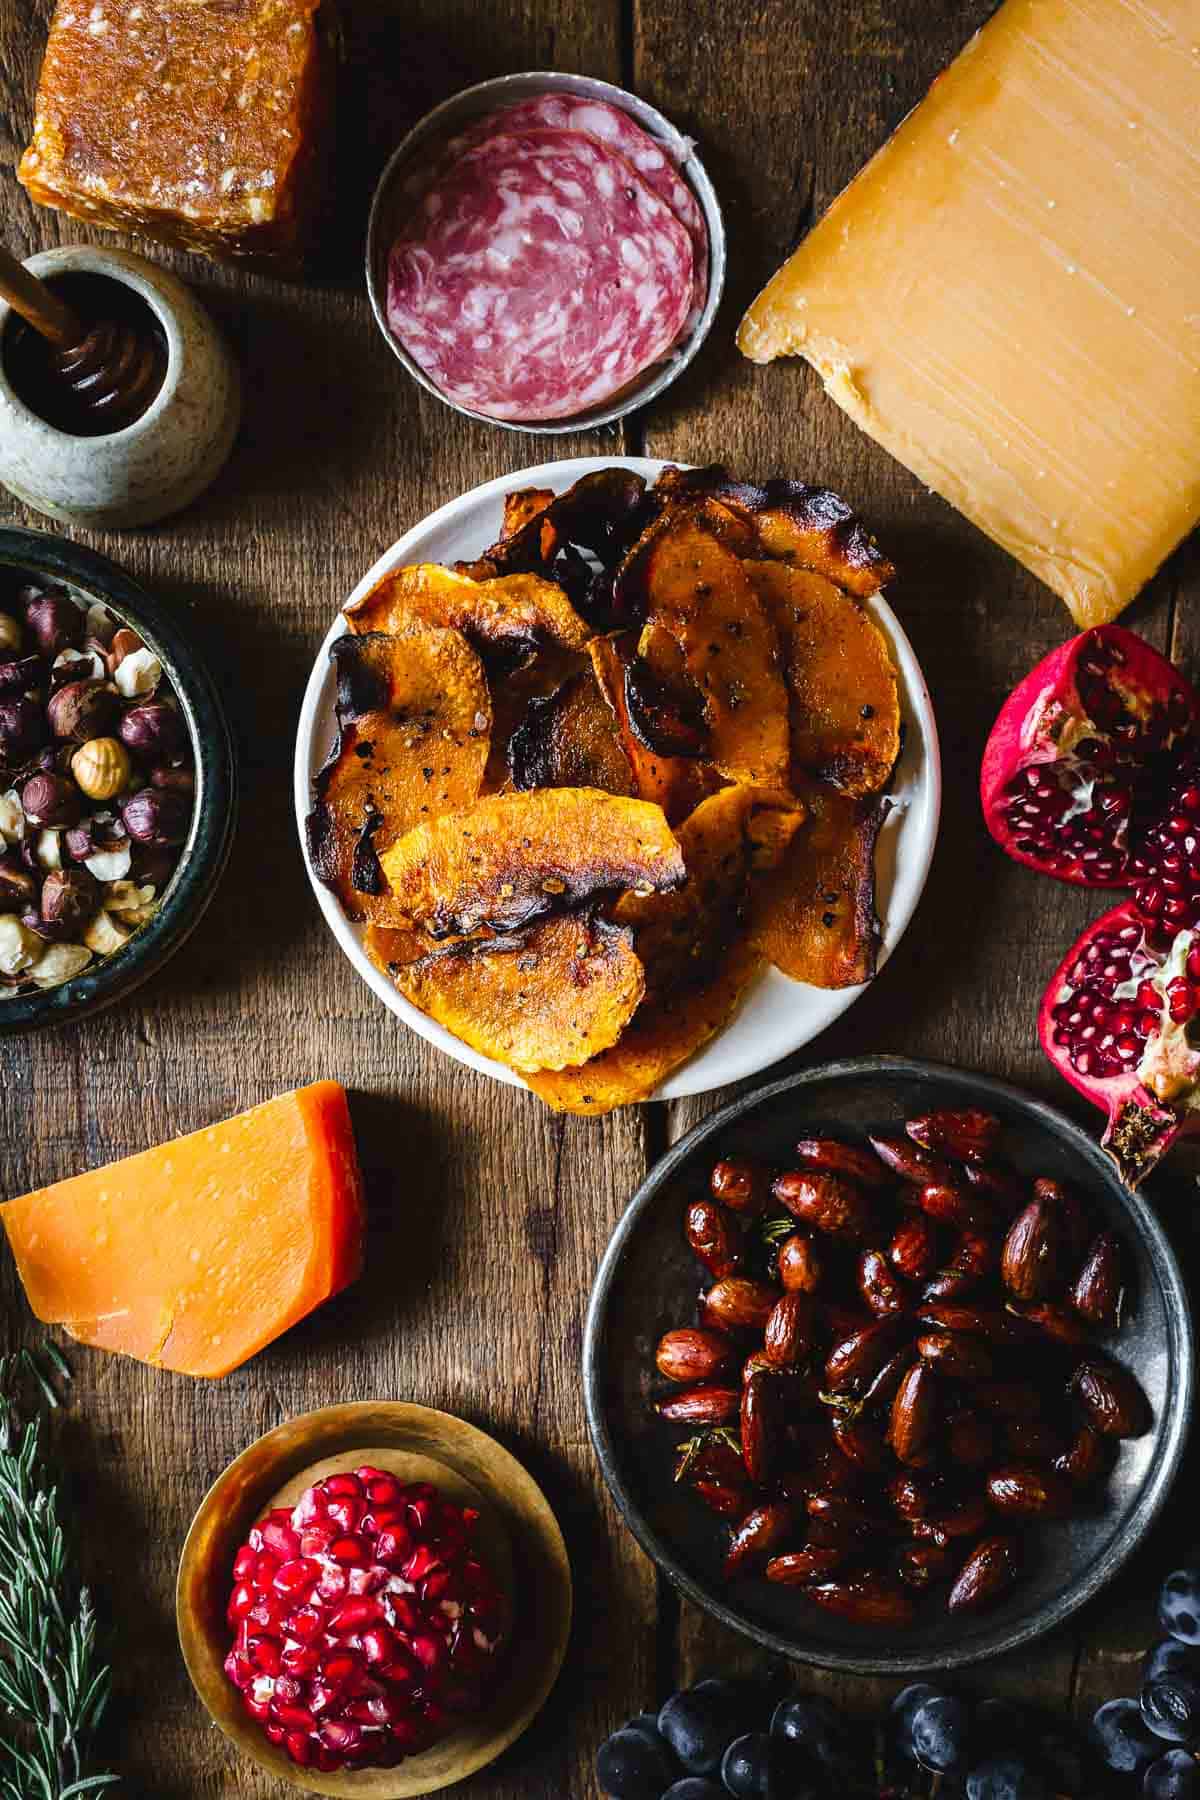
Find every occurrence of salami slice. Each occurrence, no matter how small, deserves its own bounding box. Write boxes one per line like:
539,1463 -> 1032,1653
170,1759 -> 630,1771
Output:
447,96 -> 708,310
387,128 -> 696,422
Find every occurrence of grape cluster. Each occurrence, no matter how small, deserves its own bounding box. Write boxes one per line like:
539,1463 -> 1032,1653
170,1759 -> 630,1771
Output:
594,1676 -> 1100,1798
1088,1566 -> 1200,1798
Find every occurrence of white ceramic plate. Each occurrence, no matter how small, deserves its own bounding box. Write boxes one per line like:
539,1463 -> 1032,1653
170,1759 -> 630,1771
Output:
293,457 -> 942,1101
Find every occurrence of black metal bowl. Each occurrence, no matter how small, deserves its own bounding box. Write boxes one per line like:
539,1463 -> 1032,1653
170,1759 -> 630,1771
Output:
583,1057 -> 1193,1673
0,526 -> 236,1033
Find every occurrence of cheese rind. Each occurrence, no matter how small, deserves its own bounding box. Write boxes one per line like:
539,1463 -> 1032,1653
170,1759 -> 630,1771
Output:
0,1083 -> 364,1379
738,0 -> 1200,626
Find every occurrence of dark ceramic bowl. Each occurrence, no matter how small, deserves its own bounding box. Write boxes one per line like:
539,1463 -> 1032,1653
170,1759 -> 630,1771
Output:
0,526 -> 235,1032
584,1057 -> 1193,1673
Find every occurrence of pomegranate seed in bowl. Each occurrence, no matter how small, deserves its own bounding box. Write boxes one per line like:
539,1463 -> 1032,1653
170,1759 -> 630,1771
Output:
223,1469 -> 507,1772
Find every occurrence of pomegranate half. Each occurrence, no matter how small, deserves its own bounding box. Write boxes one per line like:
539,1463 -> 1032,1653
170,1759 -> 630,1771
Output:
223,1469 -> 507,1773
982,624 -> 1200,1185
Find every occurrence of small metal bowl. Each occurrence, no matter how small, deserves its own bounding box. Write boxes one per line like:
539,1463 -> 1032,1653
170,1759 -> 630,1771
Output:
365,71 -> 726,434
177,1401 -> 573,1797
584,1056 -> 1193,1674
0,526 -> 236,1032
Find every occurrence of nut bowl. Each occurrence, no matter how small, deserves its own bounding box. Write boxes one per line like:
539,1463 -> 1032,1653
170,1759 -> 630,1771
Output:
177,1401 -> 572,1798
583,1056 -> 1192,1673
365,71 -> 726,434
0,525 -> 236,1032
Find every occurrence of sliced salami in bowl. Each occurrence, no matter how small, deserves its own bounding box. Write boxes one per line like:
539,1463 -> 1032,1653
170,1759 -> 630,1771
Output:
385,116 -> 702,424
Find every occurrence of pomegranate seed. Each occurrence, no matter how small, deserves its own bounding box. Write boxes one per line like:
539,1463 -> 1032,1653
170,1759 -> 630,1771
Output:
330,1598 -> 384,1633
320,1720 -> 363,1752
355,1465 -> 388,1483
299,1527 -> 333,1556
328,1536 -> 368,1567
286,1605 -> 325,1643
314,1747 -> 343,1773
322,1652 -> 363,1689
272,1705 -> 316,1733
324,1473 -> 364,1499
243,1694 -> 272,1722
227,1582 -> 256,1623
318,1566 -> 349,1601
410,1633 -> 445,1674
361,1625 -> 401,1667
309,1681 -> 339,1717
273,1559 -> 321,1601
404,1544 -> 443,1583
233,1546 -> 257,1582
261,1519 -> 301,1562
285,1730 -> 313,1766
366,1477 -> 402,1508
375,1527 -> 413,1567
264,1723 -> 286,1745
327,1497 -> 365,1535
250,1637 -> 282,1675
281,1644 -> 320,1677
347,1565 -> 388,1596
223,1650 -> 253,1690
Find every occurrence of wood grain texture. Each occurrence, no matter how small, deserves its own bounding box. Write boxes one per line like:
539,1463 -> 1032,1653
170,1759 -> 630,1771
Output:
1,0 -> 1198,1792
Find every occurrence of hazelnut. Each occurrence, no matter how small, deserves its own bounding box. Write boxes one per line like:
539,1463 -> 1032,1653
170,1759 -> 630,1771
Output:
22,907 -> 71,944
0,914 -> 42,977
24,588 -> 83,658
0,614 -> 22,657
0,855 -> 37,909
121,786 -> 190,848
119,700 -> 184,759
0,657 -> 45,697
0,697 -> 48,762
71,737 -> 132,802
114,647 -> 162,699
109,627 -> 143,666
30,941 -> 92,988
149,764 -> 195,796
41,867 -> 100,935
47,679 -> 118,743
62,822 -> 97,863
20,772 -> 80,831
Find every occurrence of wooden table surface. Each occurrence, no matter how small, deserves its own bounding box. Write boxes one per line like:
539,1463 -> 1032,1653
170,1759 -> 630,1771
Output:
2,2 -> 1199,1794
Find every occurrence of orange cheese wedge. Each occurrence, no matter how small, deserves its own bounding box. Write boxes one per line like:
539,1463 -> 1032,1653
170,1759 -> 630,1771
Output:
0,1083 -> 364,1379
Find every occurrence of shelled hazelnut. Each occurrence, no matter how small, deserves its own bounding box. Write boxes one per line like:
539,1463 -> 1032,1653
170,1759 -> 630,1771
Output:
0,615 -> 22,657
72,738 -> 132,802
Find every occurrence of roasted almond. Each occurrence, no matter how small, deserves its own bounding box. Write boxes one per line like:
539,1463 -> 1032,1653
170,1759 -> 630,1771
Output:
916,1331 -> 994,1383
657,1384 -> 740,1426
947,1534 -> 1021,1613
793,1135 -> 891,1187
897,1539 -> 957,1589
710,1158 -> 770,1215
984,1462 -> 1073,1518
765,1546 -> 847,1585
868,1134 -> 957,1186
831,1411 -> 888,1472
918,1493 -> 990,1544
888,1471 -> 941,1523
723,1500 -> 800,1578
889,1361 -> 939,1466
1053,1423 -> 1116,1487
824,1317 -> 908,1393
655,1327 -> 733,1384
1011,1301 -> 1089,1347
922,1229 -> 996,1301
1034,1176 -> 1091,1260
771,1170 -> 875,1242
777,1232 -> 824,1294
763,1292 -> 815,1368
906,1108 -> 1003,1161
693,1477 -> 753,1519
861,1343 -> 914,1411
916,1180 -> 992,1233
1072,1357 -> 1152,1438
857,1247 -> 909,1317
799,1574 -> 916,1627
685,1198 -> 742,1280
703,1275 -> 778,1333
1070,1232 -> 1125,1331
741,1367 -> 784,1485
964,1159 -> 1027,1219
889,1211 -> 940,1281
1000,1197 -> 1062,1301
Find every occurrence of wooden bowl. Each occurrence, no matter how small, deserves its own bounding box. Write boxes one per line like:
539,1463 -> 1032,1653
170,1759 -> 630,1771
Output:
177,1402 -> 572,1796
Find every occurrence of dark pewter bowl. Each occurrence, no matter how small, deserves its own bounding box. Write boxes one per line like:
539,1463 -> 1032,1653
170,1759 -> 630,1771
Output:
584,1057 -> 1193,1673
0,526 -> 236,1033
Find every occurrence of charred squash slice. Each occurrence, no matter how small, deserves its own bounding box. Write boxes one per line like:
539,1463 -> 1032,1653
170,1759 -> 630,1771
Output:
305,626 -> 491,922
507,668 -> 636,796
589,634 -> 723,826
366,913 -> 645,1073
376,788 -> 685,937
751,780 -> 888,987
344,563 -> 592,662
747,559 -> 900,795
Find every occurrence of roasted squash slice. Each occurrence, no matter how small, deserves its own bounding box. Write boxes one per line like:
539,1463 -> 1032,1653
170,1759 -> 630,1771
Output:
376,788 -> 685,937
499,486 -> 556,545
589,634 -> 723,826
366,913 -> 644,1073
508,668 -> 636,797
653,465 -> 895,597
527,787 -> 802,1113
305,627 -> 491,922
620,512 -> 790,786
344,563 -> 592,661
751,780 -> 888,987
747,559 -> 900,795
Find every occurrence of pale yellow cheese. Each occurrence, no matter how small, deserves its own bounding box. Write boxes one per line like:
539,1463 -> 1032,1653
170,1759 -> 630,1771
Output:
738,0 -> 1200,627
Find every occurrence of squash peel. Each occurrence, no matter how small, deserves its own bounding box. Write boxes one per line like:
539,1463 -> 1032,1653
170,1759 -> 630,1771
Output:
366,913 -> 645,1073
376,788 -> 685,937
306,626 -> 491,922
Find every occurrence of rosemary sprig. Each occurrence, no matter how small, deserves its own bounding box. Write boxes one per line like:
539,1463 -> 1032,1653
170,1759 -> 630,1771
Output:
0,1347 -> 118,1800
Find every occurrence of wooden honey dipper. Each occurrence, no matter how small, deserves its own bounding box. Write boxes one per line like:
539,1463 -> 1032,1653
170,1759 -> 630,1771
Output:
0,246 -> 165,432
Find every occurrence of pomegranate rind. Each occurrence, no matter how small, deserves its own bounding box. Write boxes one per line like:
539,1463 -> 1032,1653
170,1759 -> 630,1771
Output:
1037,898 -> 1189,1188
981,624 -> 1200,888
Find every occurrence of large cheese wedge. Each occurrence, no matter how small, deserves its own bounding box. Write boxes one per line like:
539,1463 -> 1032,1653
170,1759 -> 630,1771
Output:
0,1083 -> 364,1379
738,0 -> 1200,627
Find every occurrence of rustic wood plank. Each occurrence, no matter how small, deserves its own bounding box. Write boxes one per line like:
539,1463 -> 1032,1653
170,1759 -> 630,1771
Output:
0,3 -> 660,1796
636,0 -> 1195,1735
